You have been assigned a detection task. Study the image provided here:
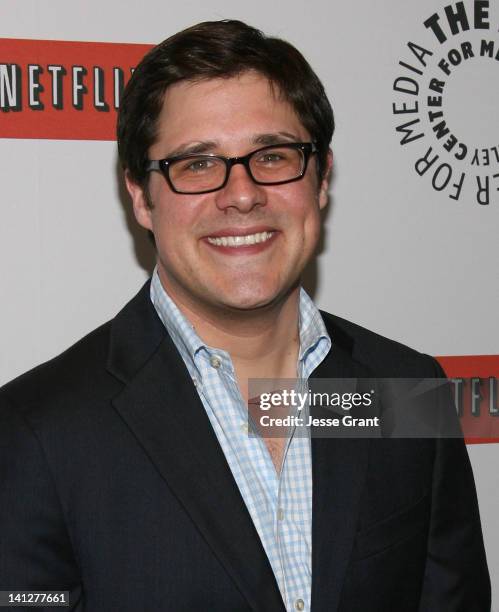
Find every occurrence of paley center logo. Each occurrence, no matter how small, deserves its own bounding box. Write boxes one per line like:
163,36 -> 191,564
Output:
392,0 -> 498,205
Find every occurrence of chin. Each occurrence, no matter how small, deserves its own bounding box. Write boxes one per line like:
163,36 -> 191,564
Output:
213,284 -> 292,312
214,295 -> 270,312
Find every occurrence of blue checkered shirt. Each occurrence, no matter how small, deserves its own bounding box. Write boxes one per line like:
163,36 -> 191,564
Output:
150,270 -> 331,612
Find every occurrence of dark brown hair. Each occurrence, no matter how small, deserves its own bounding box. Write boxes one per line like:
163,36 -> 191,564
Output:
117,20 -> 334,187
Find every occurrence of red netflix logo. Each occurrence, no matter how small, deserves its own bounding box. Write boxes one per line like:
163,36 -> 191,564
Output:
0,38 -> 152,140
437,355 -> 499,444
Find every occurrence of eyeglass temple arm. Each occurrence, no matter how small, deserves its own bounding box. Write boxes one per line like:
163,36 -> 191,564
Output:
146,160 -> 162,172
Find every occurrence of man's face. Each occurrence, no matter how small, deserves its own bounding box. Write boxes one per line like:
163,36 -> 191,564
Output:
127,71 -> 331,316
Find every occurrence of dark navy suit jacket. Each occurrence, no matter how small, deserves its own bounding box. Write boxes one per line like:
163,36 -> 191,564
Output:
0,281 -> 491,611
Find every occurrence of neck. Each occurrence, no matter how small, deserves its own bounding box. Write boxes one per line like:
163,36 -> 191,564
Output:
157,271 -> 302,395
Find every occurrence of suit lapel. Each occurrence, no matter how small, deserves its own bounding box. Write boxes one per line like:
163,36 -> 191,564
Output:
309,321 -> 372,612
108,282 -> 285,612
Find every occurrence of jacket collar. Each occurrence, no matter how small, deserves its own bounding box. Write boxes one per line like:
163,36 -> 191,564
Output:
106,279 -> 166,384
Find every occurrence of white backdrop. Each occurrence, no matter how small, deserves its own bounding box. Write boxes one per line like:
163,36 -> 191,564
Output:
1,0 -> 497,605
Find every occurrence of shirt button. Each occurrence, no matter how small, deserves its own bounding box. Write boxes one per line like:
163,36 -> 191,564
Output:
277,508 -> 285,521
241,422 -> 249,434
295,599 -> 305,611
209,354 -> 222,369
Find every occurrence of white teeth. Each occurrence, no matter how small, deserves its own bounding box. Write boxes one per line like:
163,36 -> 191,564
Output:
207,231 -> 274,247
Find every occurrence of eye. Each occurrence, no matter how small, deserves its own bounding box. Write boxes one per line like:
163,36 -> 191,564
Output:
257,152 -> 285,164
253,147 -> 295,166
183,158 -> 216,173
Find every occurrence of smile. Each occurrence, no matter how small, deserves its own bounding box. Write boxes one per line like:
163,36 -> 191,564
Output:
206,231 -> 274,247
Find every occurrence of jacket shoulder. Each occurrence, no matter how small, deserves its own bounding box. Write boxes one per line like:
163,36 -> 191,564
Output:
320,310 -> 441,377
0,320 -> 118,415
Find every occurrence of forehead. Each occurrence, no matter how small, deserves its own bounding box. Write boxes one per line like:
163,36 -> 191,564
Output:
150,71 -> 309,155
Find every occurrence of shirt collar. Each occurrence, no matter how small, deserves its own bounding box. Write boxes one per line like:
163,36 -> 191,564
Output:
150,268 -> 205,358
150,267 -> 331,362
298,288 -> 331,363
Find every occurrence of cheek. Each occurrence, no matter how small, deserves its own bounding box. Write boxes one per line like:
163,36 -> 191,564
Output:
296,198 -> 322,254
284,188 -> 321,238
302,214 -> 321,253
148,181 -> 208,244
149,197 -> 193,243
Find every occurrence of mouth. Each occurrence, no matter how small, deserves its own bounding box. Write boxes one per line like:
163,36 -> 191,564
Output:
202,227 -> 278,256
206,231 -> 274,248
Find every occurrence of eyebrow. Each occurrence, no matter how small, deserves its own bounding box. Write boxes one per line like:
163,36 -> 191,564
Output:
165,141 -> 219,158
164,132 -> 303,159
252,132 -> 302,146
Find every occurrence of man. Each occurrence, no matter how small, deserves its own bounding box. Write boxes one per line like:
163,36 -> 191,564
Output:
0,20 -> 490,612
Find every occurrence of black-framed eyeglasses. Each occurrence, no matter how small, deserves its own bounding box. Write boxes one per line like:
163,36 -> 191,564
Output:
145,142 -> 317,195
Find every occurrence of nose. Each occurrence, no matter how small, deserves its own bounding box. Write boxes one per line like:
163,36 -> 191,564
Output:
214,161 -> 267,213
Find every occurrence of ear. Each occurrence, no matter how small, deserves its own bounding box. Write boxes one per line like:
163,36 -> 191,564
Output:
124,170 -> 153,231
318,149 -> 333,210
